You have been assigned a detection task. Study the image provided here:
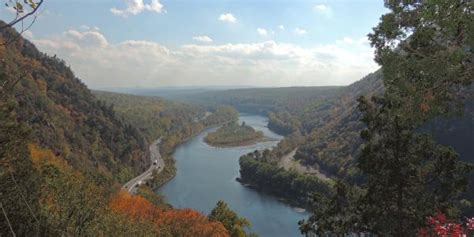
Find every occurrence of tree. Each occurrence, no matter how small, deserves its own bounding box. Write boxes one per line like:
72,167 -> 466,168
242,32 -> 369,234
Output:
1,0 -> 44,45
355,95 -> 470,236
369,0 -> 473,121
1,0 -> 44,28
208,200 -> 254,237
0,96 -> 41,236
301,0 -> 473,235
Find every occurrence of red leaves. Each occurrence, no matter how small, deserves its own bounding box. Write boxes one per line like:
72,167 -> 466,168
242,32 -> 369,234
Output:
418,212 -> 474,237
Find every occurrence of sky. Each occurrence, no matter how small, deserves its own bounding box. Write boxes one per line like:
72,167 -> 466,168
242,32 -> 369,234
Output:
1,0 -> 387,89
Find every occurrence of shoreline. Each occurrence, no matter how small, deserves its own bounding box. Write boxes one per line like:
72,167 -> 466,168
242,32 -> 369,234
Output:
150,119 -> 236,191
235,177 -> 310,212
204,136 -> 277,148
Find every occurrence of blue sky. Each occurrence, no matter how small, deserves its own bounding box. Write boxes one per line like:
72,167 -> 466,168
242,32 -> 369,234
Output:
1,0 -> 387,88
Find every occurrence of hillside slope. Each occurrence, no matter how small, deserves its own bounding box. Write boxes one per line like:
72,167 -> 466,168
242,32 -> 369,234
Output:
0,23 -> 248,236
0,25 -> 148,182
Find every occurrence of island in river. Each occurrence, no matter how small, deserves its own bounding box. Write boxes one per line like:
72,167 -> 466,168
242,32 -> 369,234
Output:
204,121 -> 269,147
158,114 -> 309,237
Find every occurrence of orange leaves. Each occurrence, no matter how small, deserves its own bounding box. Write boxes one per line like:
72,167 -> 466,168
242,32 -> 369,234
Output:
110,191 -> 161,220
28,143 -> 68,170
158,208 -> 229,237
420,90 -> 434,113
420,102 -> 431,113
109,191 -> 230,237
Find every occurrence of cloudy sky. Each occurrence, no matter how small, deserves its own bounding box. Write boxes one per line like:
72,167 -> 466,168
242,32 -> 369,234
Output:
1,0 -> 386,89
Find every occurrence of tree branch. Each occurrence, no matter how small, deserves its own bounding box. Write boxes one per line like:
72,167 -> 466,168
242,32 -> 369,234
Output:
0,0 -> 44,30
0,202 -> 16,237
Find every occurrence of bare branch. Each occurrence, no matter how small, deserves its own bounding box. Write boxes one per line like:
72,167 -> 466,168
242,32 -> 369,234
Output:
0,202 -> 16,237
0,15 -> 38,46
9,169 -> 39,223
0,0 -> 44,30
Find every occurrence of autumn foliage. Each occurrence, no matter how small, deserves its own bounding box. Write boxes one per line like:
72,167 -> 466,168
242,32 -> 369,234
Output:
418,213 -> 474,237
110,191 -> 230,237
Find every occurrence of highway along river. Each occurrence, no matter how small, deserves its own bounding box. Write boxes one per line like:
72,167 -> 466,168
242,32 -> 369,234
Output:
158,114 -> 309,237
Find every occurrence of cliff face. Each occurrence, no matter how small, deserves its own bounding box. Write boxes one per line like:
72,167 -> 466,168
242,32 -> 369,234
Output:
0,23 -> 148,181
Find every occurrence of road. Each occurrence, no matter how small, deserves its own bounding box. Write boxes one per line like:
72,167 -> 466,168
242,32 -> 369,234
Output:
122,138 -> 164,194
278,148 -> 331,182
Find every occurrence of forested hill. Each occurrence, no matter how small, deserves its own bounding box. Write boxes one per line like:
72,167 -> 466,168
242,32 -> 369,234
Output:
188,69 -> 472,182
0,24 -> 147,182
1,23 -> 251,236
185,86 -> 343,115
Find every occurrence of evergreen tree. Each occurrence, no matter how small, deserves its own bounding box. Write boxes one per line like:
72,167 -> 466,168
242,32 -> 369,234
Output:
208,200 -> 255,237
301,0 -> 473,235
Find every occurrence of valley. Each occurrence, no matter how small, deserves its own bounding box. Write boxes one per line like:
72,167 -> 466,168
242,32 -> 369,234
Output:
1,1 -> 473,236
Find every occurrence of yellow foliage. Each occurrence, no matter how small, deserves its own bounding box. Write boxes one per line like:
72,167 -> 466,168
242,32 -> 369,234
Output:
36,79 -> 48,96
28,143 -> 69,170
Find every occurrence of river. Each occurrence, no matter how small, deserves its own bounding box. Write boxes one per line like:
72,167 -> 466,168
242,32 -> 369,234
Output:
158,114 -> 310,237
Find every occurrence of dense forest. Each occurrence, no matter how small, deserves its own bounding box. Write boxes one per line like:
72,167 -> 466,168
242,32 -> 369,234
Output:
238,150 -> 332,208
0,23 -> 148,184
0,22 -> 253,236
186,86 -> 342,116
205,122 -> 264,147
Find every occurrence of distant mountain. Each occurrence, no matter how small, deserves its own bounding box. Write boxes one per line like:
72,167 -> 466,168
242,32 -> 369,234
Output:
96,85 -> 256,100
186,85 -> 344,114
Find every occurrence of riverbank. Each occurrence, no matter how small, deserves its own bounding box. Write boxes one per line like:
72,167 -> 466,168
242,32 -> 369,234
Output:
235,177 -> 310,211
205,136 -> 278,148
149,119 -> 238,191
278,148 -> 332,182
204,122 -> 268,147
123,138 -> 164,194
158,114 -> 306,237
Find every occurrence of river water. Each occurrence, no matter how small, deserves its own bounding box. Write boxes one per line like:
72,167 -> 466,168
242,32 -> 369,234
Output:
158,114 -> 309,237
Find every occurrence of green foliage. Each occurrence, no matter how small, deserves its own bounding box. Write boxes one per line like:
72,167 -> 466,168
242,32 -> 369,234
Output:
188,86 -> 342,116
299,181 -> 363,235
238,152 -> 332,208
208,200 -> 254,237
368,0 -> 473,121
135,186 -> 170,209
205,122 -> 264,147
356,96 -> 471,235
0,96 -> 41,236
302,1 -> 474,235
95,92 -> 239,187
94,90 -> 206,143
203,105 -> 239,126
0,26 -> 148,182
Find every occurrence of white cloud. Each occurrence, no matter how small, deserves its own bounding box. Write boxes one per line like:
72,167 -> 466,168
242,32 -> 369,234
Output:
278,25 -> 285,30
111,0 -> 164,17
32,29 -> 378,88
257,28 -> 268,36
314,4 -> 332,16
64,30 -> 108,48
218,13 -> 237,23
79,25 -> 101,31
22,30 -> 34,40
192,35 -> 213,43
294,27 -> 307,35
